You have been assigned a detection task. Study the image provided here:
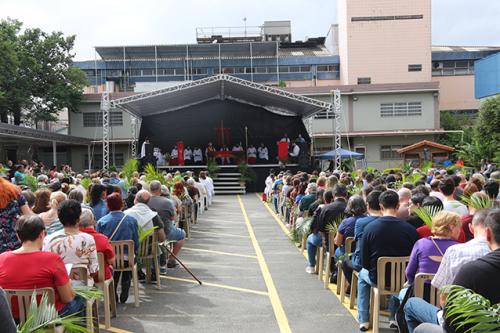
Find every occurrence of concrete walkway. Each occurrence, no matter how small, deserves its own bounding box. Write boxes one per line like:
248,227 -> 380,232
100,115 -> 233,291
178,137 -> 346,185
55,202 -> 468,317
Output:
102,194 -> 360,333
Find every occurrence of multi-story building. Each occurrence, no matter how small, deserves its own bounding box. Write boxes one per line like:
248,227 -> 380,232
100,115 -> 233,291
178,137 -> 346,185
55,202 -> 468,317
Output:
69,0 -> 499,171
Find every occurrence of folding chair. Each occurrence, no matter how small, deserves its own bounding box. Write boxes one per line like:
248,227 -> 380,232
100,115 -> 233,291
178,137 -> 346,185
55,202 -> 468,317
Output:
320,231 -> 335,287
4,288 -> 56,327
111,240 -> 140,307
70,265 -> 100,332
180,205 -> 191,239
138,231 -> 161,289
414,273 -> 439,307
339,237 -> 355,302
96,253 -> 117,329
370,256 -> 410,333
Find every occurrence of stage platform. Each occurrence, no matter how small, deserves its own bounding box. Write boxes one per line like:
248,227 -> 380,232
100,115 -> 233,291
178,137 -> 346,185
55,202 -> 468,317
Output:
157,163 -> 298,171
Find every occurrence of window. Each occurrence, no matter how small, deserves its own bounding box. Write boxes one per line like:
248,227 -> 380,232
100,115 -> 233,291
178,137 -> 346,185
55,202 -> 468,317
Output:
380,102 -> 422,117
106,70 -> 121,77
380,145 -> 403,160
83,111 -> 123,127
222,67 -> 234,74
160,68 -> 175,75
352,15 -> 423,22
432,60 -> 475,76
313,110 -> 333,119
142,69 -> 155,76
193,68 -> 208,75
130,69 -> 141,76
84,153 -> 124,169
234,67 -> 246,74
279,66 -> 290,73
357,77 -> 371,84
317,65 -> 339,72
408,64 -> 422,72
255,67 -> 267,73
175,68 -> 185,75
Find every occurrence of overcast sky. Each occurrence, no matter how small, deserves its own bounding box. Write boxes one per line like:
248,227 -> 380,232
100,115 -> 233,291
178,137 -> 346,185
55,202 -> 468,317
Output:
1,0 -> 499,61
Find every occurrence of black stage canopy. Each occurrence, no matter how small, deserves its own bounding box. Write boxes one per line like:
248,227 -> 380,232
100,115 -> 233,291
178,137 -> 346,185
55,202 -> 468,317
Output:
111,74 -> 331,159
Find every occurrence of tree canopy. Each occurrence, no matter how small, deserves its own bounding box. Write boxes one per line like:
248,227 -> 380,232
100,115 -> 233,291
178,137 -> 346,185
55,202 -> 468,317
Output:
0,18 -> 87,125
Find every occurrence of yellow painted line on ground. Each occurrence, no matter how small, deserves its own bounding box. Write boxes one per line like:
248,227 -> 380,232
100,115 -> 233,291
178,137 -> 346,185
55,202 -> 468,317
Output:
182,246 -> 257,259
256,193 -> 364,328
190,229 -> 250,238
160,275 -> 269,296
99,325 -> 133,333
237,195 -> 293,333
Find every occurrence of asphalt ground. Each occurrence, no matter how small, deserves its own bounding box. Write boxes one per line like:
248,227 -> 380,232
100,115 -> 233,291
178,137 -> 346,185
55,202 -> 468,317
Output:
99,194 -> 392,333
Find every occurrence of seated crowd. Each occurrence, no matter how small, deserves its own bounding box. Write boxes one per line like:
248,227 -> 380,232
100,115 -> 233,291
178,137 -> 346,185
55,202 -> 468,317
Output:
269,166 -> 499,332
0,163 -> 215,327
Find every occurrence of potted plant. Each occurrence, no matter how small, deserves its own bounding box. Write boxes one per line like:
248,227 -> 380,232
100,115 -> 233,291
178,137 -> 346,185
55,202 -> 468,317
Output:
237,163 -> 256,186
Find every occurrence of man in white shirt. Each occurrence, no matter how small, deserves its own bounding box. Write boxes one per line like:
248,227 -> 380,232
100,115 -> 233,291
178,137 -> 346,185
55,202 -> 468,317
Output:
247,144 -> 257,164
199,171 -> 214,206
171,146 -> 178,165
232,143 -> 244,164
258,143 -> 269,164
193,147 -> 203,165
289,143 -> 300,162
184,146 -> 193,165
440,178 -> 468,216
432,209 -> 491,289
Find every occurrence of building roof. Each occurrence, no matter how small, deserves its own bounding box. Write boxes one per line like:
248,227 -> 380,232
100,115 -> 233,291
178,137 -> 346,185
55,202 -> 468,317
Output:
0,122 -> 91,146
285,81 -> 439,96
313,129 -> 448,138
95,42 -> 334,61
431,45 -> 500,61
110,74 -> 331,119
397,140 -> 455,153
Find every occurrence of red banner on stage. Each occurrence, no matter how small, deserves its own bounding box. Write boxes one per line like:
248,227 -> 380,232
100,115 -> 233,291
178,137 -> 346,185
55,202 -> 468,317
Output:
177,142 -> 185,165
278,141 -> 289,161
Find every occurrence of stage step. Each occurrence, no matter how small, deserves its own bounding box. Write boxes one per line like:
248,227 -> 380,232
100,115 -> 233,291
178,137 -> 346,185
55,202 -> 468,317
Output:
213,171 -> 245,194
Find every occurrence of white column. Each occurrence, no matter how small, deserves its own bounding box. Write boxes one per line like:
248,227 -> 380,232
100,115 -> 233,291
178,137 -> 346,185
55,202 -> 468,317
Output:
52,141 -> 57,167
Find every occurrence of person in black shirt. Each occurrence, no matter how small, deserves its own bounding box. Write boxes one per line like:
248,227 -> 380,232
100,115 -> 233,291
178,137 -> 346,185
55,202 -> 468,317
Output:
357,190 -> 418,331
306,185 -> 347,274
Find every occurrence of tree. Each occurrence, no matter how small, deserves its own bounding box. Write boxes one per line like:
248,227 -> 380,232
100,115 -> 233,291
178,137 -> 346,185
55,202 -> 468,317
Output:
474,95 -> 500,163
0,18 -> 87,125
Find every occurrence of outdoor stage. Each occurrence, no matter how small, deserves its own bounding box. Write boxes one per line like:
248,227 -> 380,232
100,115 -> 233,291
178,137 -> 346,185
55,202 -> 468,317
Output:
157,163 -> 298,171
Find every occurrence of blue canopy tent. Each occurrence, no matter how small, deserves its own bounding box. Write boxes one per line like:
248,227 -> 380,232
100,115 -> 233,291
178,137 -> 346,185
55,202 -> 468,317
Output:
317,148 -> 364,160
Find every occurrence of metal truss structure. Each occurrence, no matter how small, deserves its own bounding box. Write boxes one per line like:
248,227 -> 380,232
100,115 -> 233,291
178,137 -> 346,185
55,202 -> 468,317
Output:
101,91 -> 111,170
331,89 -> 342,171
130,116 -> 138,158
110,74 -> 331,114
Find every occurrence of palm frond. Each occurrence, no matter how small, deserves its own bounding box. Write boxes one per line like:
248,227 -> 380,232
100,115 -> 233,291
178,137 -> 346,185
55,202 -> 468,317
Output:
16,290 -> 88,333
24,175 -> 38,192
144,164 -> 166,185
73,286 -> 103,300
461,195 -> 493,210
80,177 -> 92,191
413,205 -> 442,228
122,159 -> 138,186
443,285 -> 500,333
207,160 -> 220,179
325,214 -> 345,235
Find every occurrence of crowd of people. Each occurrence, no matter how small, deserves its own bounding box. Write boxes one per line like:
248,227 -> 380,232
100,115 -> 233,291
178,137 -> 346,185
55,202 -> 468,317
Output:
265,165 -> 499,332
142,133 -> 307,167
0,161 -> 215,328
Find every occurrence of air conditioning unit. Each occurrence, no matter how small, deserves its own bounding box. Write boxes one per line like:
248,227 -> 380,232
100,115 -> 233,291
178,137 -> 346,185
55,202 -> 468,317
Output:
433,62 -> 443,70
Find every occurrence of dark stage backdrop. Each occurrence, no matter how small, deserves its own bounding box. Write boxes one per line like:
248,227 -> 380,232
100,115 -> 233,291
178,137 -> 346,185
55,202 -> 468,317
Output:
138,99 -> 310,161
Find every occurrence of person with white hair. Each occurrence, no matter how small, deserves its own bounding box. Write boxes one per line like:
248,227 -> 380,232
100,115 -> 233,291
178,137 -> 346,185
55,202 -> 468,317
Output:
36,174 -> 49,188
79,208 -> 115,283
124,190 -> 166,242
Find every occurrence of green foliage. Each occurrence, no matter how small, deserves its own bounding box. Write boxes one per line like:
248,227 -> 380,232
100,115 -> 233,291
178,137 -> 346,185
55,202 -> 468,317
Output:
122,159 -> 138,186
325,214 -> 345,235
144,164 -> 165,185
439,110 -> 475,149
443,285 -> 500,333
475,96 -> 500,164
461,195 -> 494,210
80,177 -> 92,191
138,225 -> 158,243
73,285 -> 103,301
278,80 -> 287,88
16,290 -> 87,333
25,175 -> 38,192
238,163 -> 257,184
108,165 -> 118,172
413,205 -> 442,228
207,160 -> 220,179
383,167 -> 401,174
0,18 -> 87,125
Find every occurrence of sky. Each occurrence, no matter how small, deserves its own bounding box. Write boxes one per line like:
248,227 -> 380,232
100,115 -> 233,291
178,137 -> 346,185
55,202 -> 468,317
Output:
1,0 -> 500,61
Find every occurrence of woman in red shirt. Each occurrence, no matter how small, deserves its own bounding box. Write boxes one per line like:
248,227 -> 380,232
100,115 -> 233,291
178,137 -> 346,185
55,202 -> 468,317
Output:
0,215 -> 86,319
